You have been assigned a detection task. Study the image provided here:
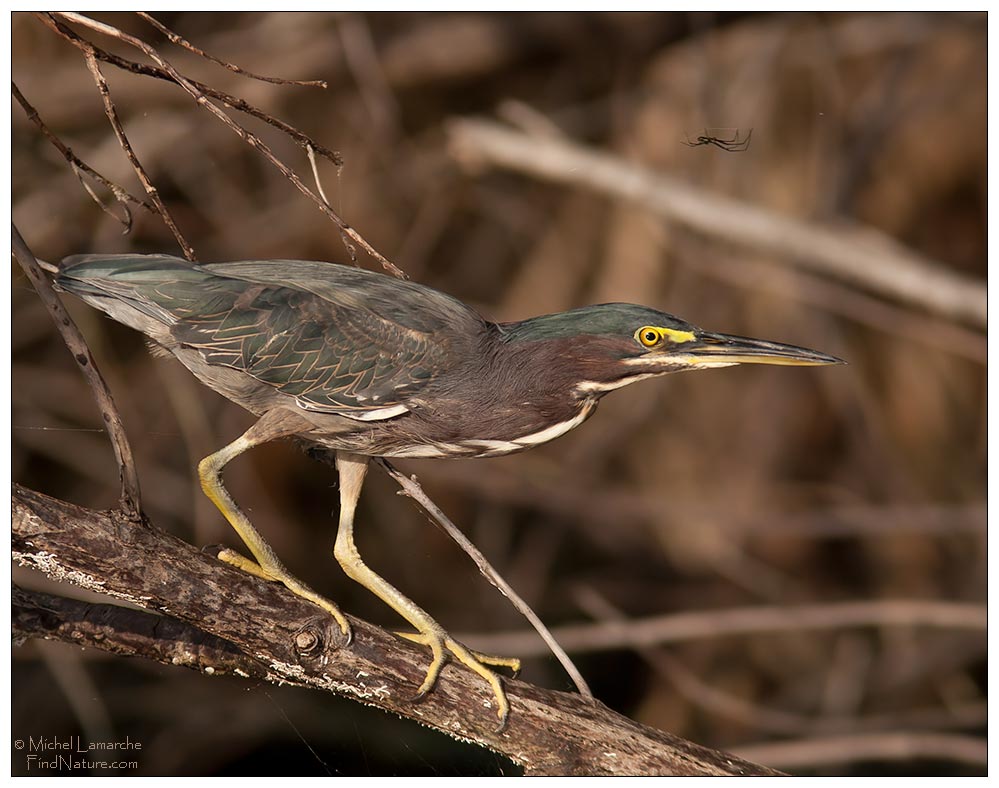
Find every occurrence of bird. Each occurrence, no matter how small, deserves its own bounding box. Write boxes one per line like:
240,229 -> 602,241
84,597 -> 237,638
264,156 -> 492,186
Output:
55,253 -> 842,727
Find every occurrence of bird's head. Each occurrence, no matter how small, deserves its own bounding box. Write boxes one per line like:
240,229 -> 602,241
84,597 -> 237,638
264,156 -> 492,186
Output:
500,303 -> 843,395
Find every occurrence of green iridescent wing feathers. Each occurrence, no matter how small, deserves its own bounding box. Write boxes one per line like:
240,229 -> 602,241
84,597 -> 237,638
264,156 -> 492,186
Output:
60,255 -> 481,418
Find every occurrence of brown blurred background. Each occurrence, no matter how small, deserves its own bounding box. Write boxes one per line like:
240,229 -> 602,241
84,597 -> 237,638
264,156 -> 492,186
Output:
12,11 -> 986,776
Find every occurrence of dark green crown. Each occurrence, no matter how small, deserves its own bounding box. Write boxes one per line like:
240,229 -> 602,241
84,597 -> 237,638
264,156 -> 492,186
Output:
500,303 -> 694,342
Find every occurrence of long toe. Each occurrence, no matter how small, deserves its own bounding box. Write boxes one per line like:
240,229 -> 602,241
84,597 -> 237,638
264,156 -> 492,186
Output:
215,548 -> 352,641
445,637 -> 511,730
467,649 -> 521,677
396,629 -> 512,728
274,575 -> 352,643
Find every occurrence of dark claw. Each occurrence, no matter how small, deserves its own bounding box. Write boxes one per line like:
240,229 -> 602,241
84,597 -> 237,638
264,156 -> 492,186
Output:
494,700 -> 510,734
407,651 -> 450,704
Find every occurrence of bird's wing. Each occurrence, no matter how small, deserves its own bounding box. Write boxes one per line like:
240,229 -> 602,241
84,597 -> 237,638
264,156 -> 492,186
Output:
58,255 -> 483,419
165,276 -> 456,418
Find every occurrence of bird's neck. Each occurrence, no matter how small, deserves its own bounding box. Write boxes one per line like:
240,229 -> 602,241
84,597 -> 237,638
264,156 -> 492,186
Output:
495,322 -> 632,401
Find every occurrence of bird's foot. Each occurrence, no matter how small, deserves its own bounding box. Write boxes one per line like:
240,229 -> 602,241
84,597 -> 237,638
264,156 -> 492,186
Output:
394,628 -> 519,730
217,547 -> 352,643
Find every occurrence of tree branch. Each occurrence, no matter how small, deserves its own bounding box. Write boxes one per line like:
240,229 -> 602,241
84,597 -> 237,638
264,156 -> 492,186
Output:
12,585 -> 270,682
11,224 -> 142,521
12,483 -> 781,776
12,81 -> 157,218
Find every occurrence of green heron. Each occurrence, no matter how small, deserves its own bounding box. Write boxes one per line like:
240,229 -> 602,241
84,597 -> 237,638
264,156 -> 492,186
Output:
56,253 -> 841,726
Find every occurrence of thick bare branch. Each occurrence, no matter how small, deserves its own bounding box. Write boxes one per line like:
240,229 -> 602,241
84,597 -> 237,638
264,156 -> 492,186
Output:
13,585 -> 270,681
12,483 -> 780,776
447,118 -> 986,328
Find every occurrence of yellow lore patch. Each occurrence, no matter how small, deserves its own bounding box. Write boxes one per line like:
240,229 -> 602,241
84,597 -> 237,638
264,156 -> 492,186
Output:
635,325 -> 696,347
661,327 -> 696,344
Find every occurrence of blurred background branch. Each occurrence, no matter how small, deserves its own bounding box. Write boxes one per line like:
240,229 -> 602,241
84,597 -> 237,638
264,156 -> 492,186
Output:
447,116 -> 986,327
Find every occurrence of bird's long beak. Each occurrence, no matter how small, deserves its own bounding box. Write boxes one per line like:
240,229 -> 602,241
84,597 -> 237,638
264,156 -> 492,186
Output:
676,331 -> 845,367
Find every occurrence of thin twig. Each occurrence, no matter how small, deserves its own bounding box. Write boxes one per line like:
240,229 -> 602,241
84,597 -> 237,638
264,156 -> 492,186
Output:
49,12 -> 407,280
136,12 -> 328,87
446,117 -> 986,328
79,47 -> 196,261
458,599 -> 987,657
378,458 -> 594,702
11,225 -> 142,521
12,81 -> 156,218
71,161 -> 133,233
306,143 -> 335,207
34,13 -> 343,168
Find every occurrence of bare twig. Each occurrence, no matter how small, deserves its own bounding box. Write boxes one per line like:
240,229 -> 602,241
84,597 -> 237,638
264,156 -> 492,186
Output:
446,117 -> 986,328
377,458 -> 594,702
136,12 -> 328,87
34,13 -> 343,168
306,143 -> 335,207
12,484 -> 780,776
80,47 -> 196,260
48,12 -> 406,280
12,81 -> 156,218
71,161 -> 133,233
458,599 -> 987,657
11,225 -> 142,521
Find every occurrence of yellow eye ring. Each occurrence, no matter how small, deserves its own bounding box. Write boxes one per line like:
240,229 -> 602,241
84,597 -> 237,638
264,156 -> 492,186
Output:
637,326 -> 662,347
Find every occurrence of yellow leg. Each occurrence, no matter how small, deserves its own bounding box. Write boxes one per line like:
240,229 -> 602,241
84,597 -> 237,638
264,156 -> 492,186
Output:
198,410 -> 351,639
333,452 -> 517,728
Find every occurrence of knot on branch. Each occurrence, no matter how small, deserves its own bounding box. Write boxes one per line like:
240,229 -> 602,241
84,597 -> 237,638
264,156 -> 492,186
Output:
293,618 -> 346,665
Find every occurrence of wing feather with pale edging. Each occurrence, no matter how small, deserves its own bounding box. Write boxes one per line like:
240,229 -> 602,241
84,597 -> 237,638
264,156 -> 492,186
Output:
149,263 -> 473,420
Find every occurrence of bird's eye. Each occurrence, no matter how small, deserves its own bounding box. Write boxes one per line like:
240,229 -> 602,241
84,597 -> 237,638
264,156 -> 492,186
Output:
637,327 -> 662,348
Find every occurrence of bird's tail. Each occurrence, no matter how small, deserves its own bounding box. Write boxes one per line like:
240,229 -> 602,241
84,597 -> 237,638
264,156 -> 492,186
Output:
56,253 -> 202,337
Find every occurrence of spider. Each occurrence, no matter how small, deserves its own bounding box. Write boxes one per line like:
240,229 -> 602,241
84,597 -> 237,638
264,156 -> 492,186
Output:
682,128 -> 753,152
